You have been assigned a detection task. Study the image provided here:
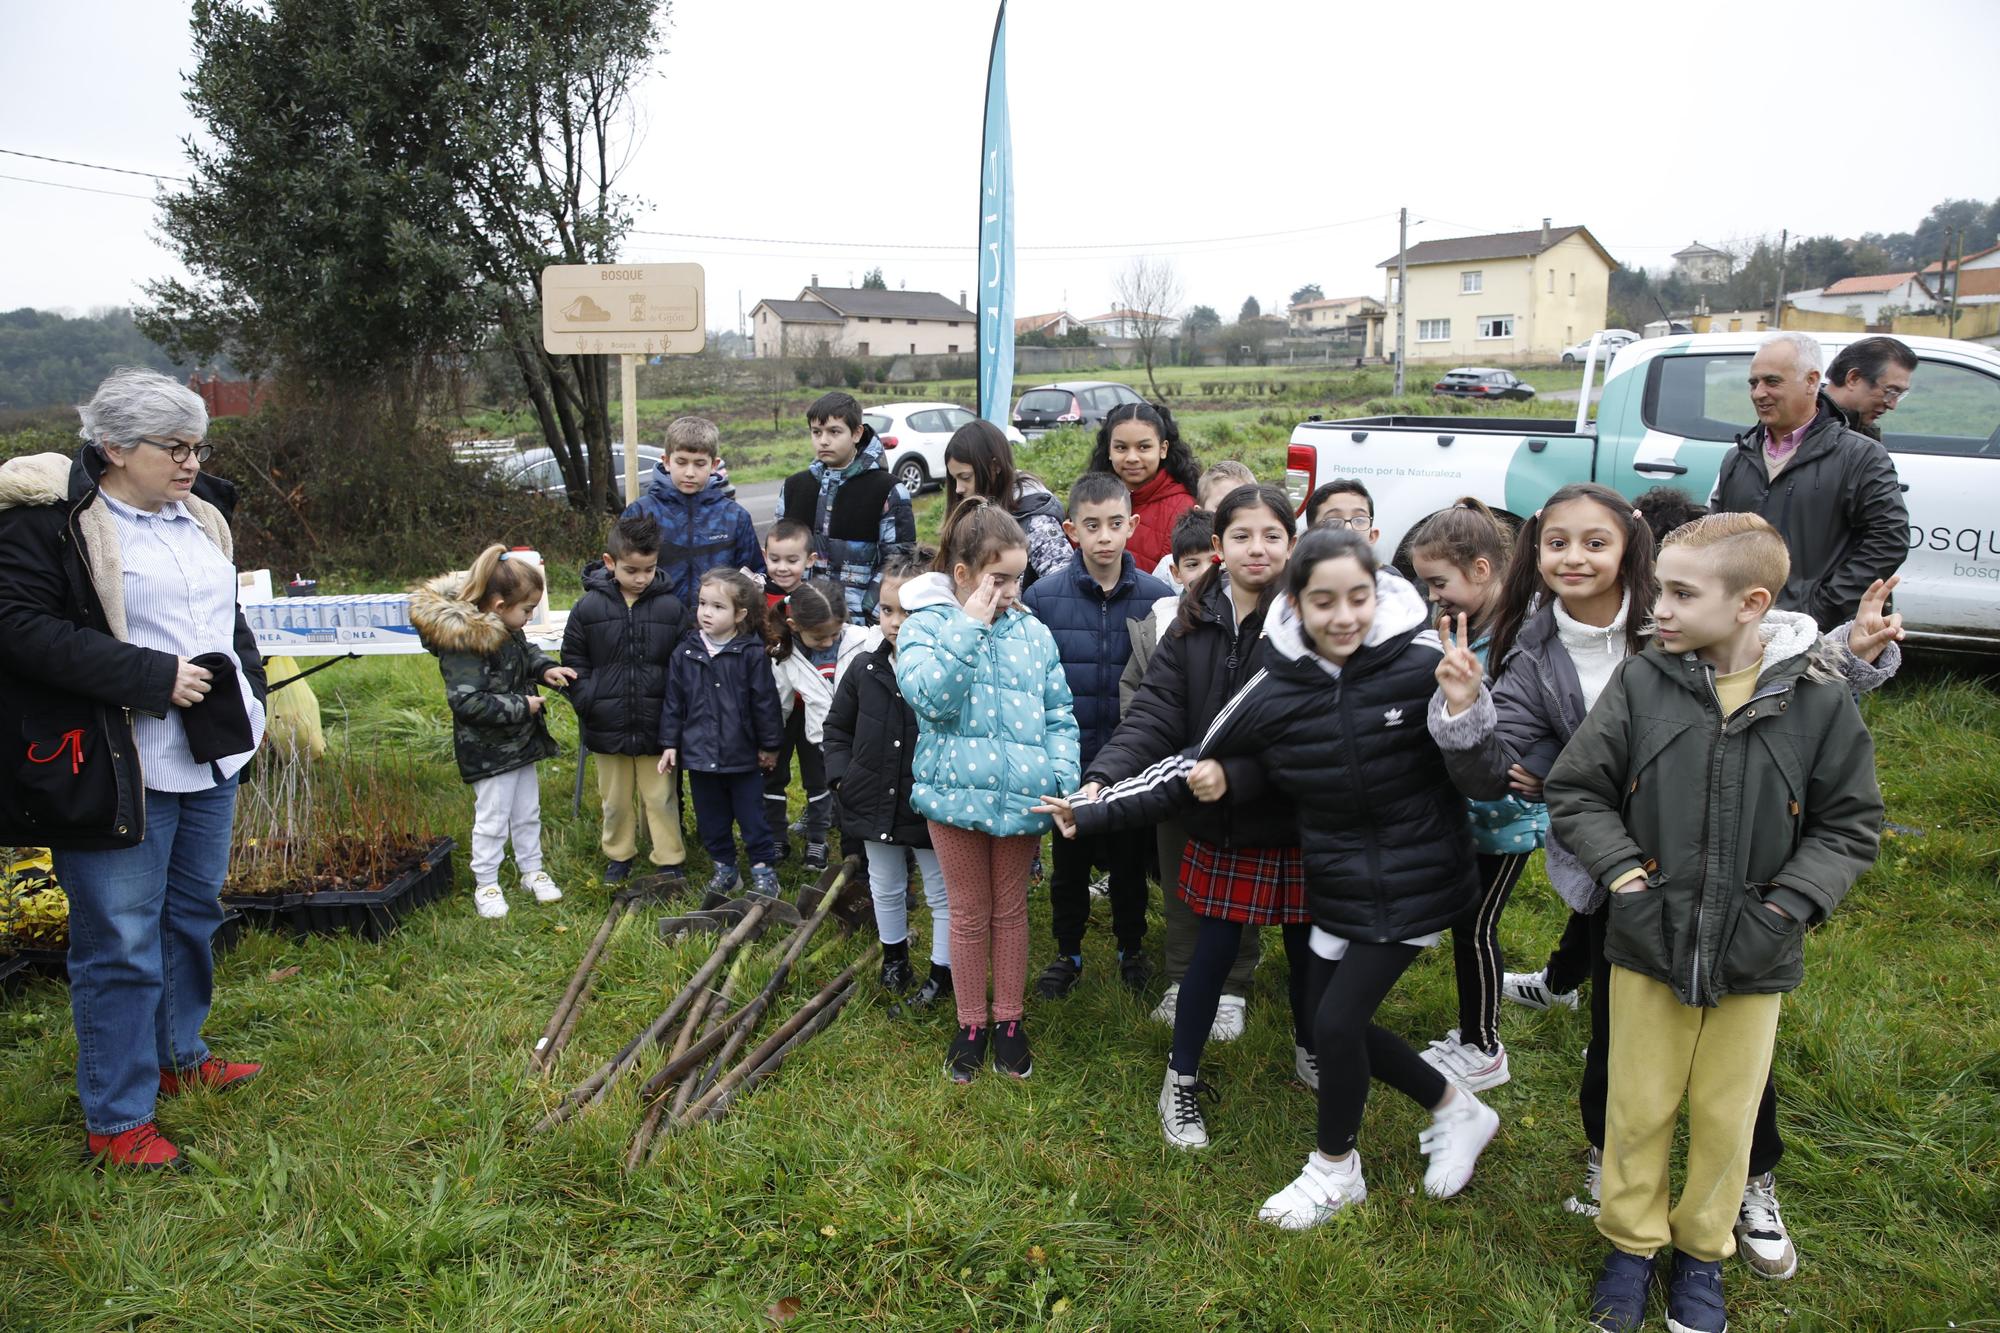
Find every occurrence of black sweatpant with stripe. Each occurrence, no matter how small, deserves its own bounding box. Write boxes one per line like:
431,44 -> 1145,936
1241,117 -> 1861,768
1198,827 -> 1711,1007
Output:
1447,851 -> 1533,1055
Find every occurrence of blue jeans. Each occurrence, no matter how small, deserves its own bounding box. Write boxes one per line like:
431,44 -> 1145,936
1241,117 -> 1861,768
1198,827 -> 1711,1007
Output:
52,777 -> 239,1134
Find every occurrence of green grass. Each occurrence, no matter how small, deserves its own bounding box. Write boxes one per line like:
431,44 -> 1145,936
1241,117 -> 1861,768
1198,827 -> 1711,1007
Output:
3,652 -> 1996,1328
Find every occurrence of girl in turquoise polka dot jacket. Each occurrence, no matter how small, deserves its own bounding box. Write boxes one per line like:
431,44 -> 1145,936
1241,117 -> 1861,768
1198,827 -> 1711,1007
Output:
896,497 -> 1080,1084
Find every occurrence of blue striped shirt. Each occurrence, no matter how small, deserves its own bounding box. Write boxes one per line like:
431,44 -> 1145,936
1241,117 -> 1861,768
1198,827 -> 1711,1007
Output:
100,492 -> 266,792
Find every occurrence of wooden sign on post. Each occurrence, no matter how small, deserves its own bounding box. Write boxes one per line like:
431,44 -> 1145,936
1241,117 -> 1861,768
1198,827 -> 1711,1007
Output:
540,263 -> 708,504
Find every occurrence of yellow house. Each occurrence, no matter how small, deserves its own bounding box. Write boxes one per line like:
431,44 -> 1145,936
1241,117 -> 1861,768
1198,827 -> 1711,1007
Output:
1379,221 -> 1615,364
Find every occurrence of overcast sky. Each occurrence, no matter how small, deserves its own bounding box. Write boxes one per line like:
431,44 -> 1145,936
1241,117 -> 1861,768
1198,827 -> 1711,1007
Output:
4,0 -> 1998,329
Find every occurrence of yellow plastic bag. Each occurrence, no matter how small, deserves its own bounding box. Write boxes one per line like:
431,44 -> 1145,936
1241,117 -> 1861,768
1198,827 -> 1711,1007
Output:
262,654 -> 326,758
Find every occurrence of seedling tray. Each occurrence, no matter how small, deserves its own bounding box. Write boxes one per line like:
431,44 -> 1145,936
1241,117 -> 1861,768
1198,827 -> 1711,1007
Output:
276,837 -> 456,941
0,909 -> 246,987
0,952 -> 31,996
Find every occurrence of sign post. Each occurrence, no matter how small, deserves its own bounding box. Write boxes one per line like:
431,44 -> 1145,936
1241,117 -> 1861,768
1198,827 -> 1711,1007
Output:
540,263 -> 707,505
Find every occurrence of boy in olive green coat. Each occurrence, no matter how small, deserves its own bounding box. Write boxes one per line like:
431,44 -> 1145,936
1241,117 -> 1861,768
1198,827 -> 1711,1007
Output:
1536,513 -> 1883,1333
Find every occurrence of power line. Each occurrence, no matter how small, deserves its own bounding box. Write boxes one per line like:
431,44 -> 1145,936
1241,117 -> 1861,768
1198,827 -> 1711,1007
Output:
0,171 -> 157,201
628,211 -> 1400,255
0,146 -> 188,183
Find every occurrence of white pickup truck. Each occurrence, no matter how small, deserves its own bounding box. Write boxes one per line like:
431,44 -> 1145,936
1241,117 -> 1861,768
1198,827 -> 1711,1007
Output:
1285,331 -> 2000,651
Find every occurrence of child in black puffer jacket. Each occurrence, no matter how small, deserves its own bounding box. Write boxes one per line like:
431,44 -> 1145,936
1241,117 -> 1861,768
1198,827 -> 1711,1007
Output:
563,513 -> 688,886
823,553 -> 952,1005
1187,528 -> 1500,1231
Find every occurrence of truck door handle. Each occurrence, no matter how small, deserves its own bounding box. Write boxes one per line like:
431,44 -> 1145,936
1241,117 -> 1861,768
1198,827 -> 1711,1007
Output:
1437,435 -> 1455,448
1632,461 -> 1688,476
1528,438 -> 1548,453
1899,483 -> 1910,493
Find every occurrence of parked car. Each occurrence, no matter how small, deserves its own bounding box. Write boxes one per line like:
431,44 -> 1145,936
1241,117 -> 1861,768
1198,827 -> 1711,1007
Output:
1431,368 -> 1537,401
502,445 -> 733,506
861,403 -> 1027,493
1011,380 -> 1149,437
1286,330 -> 2000,652
1561,329 -> 1640,365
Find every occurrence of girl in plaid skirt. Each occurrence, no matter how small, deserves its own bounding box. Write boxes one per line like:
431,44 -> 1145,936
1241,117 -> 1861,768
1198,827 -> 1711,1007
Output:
1039,485 -> 1319,1154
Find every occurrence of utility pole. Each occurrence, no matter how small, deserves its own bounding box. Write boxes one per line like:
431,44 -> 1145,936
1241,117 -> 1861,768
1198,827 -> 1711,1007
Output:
1947,229 -> 1963,337
1394,206 -> 1408,396
1770,228 -> 1788,328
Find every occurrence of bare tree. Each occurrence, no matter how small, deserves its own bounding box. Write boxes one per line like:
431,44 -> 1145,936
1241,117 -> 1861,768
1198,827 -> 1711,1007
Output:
1113,257 -> 1184,398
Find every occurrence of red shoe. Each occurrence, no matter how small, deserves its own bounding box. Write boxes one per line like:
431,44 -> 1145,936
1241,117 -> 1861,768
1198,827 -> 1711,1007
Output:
85,1122 -> 183,1171
159,1056 -> 263,1096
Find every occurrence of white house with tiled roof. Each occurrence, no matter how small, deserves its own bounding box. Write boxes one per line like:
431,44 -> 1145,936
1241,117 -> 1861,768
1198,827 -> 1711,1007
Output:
1787,272 -> 1925,322
751,283 -> 977,358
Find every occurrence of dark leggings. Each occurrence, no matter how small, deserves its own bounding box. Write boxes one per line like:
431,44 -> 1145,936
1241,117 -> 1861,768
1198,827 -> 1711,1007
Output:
1449,851 -> 1533,1053
1578,907 -> 1784,1175
1544,908 -> 1594,996
1313,942 -> 1449,1157
1169,916 -> 1314,1075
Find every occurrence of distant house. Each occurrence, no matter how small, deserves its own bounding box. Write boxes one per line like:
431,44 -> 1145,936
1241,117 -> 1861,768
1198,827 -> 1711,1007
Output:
186,371 -> 268,419
1078,308 -> 1182,340
1286,294 -> 1383,336
1787,272 -> 1925,322
1379,220 -> 1615,364
1921,243 -> 2000,307
750,282 -> 976,358
1672,242 -> 1734,286
1014,310 -> 1085,339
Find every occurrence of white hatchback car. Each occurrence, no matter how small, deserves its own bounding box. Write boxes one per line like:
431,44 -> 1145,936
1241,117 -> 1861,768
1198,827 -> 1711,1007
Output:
863,402 -> 1027,494
1561,329 -> 1640,364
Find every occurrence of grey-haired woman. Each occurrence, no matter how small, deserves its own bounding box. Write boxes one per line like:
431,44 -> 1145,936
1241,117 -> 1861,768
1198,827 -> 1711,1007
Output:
0,367 -> 266,1170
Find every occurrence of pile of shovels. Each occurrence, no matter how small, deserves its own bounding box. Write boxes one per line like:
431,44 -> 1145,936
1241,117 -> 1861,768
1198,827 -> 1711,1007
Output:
526,856 -> 876,1168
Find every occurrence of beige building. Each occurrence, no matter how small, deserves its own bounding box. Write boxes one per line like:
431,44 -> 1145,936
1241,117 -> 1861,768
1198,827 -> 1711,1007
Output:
751,283 -> 976,358
1379,221 -> 1615,364
1286,294 -> 1382,334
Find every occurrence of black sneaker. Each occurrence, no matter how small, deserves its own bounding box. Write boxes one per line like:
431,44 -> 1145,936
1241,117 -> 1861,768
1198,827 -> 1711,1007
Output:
879,940 -> 914,993
946,1024 -> 988,1083
1118,949 -> 1152,993
910,964 -> 953,1011
803,841 -> 829,872
1665,1251 -> 1726,1333
1036,954 -> 1083,1000
602,857 -> 635,885
1587,1248 -> 1656,1332
992,1019 -> 1032,1079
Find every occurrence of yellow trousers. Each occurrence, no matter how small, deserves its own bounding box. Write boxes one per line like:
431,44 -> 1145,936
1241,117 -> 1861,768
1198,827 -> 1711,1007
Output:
1600,965 -> 1781,1261
594,752 -> 685,866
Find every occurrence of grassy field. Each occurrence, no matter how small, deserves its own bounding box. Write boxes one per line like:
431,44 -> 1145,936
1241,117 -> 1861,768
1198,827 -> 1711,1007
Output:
2,634 -> 1996,1329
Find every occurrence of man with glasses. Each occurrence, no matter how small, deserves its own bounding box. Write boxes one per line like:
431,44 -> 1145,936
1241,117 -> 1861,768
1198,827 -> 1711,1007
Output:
1710,331 -> 1908,630
1821,336 -> 1917,442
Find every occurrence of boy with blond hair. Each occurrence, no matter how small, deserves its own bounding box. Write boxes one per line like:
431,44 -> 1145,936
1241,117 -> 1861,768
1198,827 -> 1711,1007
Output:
1543,512 -> 1883,1333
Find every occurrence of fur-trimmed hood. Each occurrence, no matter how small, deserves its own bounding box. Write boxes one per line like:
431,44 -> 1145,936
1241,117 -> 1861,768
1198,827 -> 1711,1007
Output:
409,574 -> 512,656
0,451 -> 71,510
1648,606 -> 1846,691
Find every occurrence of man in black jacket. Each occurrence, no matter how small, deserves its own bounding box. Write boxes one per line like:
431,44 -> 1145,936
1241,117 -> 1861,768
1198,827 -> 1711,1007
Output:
1710,332 -> 1908,630
1819,335 -> 1916,442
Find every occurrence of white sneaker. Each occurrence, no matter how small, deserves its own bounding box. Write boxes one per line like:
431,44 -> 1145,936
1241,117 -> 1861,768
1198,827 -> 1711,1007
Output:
1158,1066 -> 1213,1151
1294,1044 -> 1319,1091
1210,994 -> 1247,1043
1418,1088 -> 1499,1198
1419,1028 -> 1512,1091
1563,1145 -> 1603,1217
1087,874 -> 1108,900
1735,1172 -> 1799,1280
1502,968 -> 1580,1011
523,871 -> 563,904
473,884 -> 508,919
1257,1152 -> 1365,1229
1150,982 -> 1180,1027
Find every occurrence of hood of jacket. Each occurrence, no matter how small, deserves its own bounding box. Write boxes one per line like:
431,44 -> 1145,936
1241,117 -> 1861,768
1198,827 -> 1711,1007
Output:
410,574 -> 513,656
1643,606 -> 1842,693
898,570 -> 960,614
1728,403 -> 1850,473
644,465 -> 734,509
1013,477 -> 1065,525
0,452 -> 71,511
1264,569 -> 1432,675
1817,387 -> 1881,442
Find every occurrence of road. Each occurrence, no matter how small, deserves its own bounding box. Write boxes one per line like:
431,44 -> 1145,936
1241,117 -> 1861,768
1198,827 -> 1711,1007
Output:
733,478 -> 783,537
1545,385 -> 1604,405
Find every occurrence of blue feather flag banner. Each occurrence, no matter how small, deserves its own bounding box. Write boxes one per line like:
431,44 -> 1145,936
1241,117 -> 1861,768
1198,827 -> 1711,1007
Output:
977,1 -> 1014,429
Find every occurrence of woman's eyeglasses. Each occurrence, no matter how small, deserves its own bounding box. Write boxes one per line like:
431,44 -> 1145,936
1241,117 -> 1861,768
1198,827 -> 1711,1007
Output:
136,437 -> 214,465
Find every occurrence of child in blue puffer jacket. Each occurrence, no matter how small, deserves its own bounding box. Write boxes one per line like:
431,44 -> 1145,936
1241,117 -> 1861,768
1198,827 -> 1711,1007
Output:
896,497 -> 1079,1085
1406,498 -> 1549,1094
659,568 -> 785,904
